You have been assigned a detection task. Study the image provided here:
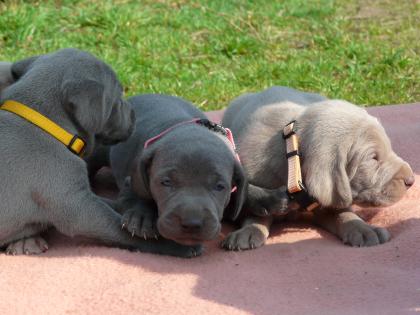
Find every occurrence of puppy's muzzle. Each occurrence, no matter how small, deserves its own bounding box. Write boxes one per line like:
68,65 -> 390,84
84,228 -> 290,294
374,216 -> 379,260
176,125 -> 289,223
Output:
158,205 -> 220,245
97,107 -> 135,145
181,217 -> 204,233
398,163 -> 415,189
404,175 -> 415,188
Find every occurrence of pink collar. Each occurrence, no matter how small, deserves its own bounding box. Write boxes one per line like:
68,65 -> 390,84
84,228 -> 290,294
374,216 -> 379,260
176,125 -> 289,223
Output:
144,118 -> 239,159
144,118 -> 201,149
143,118 -> 240,192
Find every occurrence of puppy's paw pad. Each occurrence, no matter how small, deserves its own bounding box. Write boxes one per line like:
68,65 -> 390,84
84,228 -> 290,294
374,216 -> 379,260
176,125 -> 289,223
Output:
221,225 -> 267,251
6,236 -> 48,255
121,208 -> 158,239
341,221 -> 390,247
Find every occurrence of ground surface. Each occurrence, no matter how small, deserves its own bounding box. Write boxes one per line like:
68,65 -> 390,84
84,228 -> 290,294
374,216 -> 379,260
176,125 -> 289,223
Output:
0,104 -> 419,315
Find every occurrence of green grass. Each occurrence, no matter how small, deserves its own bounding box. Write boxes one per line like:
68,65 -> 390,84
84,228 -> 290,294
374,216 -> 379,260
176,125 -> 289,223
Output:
0,0 -> 419,110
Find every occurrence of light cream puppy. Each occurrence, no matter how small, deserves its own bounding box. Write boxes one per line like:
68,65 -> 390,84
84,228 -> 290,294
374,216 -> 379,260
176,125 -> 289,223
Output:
222,86 -> 414,250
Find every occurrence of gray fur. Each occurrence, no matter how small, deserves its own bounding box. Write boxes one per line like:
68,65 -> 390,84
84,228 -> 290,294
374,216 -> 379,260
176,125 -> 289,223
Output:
221,86 -> 414,250
0,58 -> 109,181
0,49 -> 201,258
0,62 -> 14,96
86,144 -> 111,182
110,94 -> 247,249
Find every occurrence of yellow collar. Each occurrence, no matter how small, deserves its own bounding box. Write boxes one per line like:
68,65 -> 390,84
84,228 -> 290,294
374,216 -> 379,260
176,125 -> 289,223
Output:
0,100 -> 85,156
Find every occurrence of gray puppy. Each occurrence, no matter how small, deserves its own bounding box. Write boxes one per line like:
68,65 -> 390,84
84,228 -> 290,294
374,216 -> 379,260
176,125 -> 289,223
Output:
0,59 -> 113,183
0,62 -> 14,96
0,49 -> 201,257
109,94 -> 247,248
222,86 -> 414,250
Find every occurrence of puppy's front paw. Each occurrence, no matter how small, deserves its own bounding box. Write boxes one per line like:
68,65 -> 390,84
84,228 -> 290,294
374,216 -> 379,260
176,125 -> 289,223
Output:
252,188 -> 289,217
121,207 -> 158,240
173,244 -> 203,258
6,236 -> 48,255
141,240 -> 203,258
267,189 -> 289,216
221,225 -> 267,251
340,221 -> 391,247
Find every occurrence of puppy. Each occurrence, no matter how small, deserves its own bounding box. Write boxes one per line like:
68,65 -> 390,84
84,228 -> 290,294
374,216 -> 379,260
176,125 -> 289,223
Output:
0,49 -> 201,257
109,94 -> 247,248
0,59 -> 107,181
221,86 -> 414,250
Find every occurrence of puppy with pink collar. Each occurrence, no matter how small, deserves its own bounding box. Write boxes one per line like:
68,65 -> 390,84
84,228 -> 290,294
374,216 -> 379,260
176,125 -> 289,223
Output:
109,94 -> 247,256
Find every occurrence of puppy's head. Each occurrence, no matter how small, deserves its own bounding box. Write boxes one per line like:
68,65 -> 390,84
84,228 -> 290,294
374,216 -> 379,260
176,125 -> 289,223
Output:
131,128 -> 246,245
299,100 -> 414,209
8,49 -> 135,150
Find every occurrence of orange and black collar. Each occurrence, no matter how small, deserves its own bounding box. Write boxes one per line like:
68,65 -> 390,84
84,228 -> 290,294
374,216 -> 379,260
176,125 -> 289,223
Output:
283,120 -> 319,211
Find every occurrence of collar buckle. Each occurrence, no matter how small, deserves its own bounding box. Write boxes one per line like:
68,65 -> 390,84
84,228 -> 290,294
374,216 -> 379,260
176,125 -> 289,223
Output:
67,135 -> 85,156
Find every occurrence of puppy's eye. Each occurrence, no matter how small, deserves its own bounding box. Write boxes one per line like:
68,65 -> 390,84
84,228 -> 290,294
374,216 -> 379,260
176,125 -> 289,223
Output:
372,154 -> 379,161
214,183 -> 226,191
161,178 -> 172,187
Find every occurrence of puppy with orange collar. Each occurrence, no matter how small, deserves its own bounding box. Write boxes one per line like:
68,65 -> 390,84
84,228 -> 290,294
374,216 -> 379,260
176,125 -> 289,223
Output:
222,86 -> 414,250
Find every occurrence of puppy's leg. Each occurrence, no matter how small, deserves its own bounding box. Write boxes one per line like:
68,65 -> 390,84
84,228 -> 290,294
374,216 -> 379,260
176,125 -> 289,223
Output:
311,208 -> 390,247
222,215 -> 273,250
6,236 -> 49,255
246,184 -> 289,216
50,191 -> 201,258
2,224 -> 48,255
117,184 -> 158,239
100,197 -> 118,209
117,181 -> 158,238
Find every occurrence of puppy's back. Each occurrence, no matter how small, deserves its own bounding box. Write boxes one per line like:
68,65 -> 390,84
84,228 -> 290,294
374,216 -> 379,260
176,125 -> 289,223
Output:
128,94 -> 206,123
223,86 -> 326,131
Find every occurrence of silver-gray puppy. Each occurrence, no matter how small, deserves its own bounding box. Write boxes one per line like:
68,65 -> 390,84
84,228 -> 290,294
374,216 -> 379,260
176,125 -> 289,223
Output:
0,49 -> 201,257
110,94 -> 247,250
221,86 -> 414,250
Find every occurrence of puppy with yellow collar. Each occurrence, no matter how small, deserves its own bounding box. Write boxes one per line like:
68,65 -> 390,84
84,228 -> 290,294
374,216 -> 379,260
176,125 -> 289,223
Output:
0,49 -> 200,257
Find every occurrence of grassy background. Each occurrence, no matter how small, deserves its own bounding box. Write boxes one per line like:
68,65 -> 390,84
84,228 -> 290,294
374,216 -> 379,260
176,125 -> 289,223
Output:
0,0 -> 418,110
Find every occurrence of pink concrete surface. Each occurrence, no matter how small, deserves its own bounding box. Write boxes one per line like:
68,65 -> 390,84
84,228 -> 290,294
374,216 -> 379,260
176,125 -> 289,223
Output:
1,103 -> 419,315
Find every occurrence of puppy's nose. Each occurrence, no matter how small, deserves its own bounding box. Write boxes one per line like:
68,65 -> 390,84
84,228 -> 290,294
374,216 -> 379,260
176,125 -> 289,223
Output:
181,218 -> 203,233
404,175 -> 415,188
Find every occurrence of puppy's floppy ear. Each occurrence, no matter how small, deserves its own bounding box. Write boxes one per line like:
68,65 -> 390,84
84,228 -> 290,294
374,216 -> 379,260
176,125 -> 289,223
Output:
11,56 -> 39,80
304,146 -> 352,208
229,159 -> 248,220
130,148 -> 155,200
62,79 -> 112,135
331,151 -> 353,208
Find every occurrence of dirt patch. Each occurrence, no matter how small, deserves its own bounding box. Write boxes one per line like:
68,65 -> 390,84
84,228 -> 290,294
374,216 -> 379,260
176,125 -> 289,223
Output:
354,5 -> 386,19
